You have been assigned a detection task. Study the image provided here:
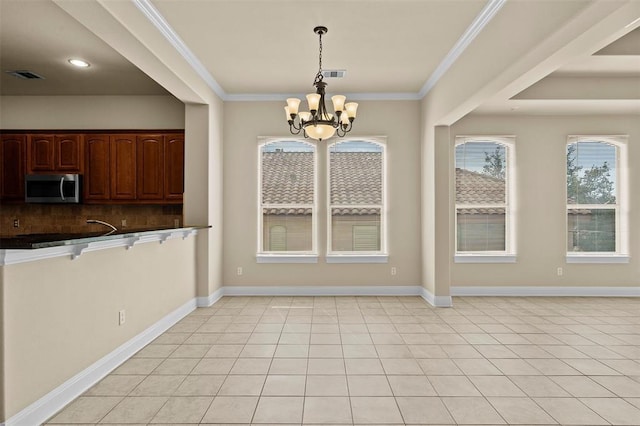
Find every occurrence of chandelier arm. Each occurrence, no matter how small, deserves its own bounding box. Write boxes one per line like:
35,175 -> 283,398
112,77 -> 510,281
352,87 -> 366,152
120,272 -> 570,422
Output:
288,122 -> 302,135
289,119 -> 303,131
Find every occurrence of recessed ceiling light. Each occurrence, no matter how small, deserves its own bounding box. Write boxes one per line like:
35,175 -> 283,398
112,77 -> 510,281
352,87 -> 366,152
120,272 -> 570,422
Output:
68,59 -> 90,68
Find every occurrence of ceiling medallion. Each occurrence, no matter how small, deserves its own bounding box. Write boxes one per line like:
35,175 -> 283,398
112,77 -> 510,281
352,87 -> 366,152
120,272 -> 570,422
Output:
285,26 -> 358,141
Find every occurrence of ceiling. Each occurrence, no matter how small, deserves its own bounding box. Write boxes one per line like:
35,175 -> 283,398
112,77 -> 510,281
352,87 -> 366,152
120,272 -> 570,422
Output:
1,0 -> 639,116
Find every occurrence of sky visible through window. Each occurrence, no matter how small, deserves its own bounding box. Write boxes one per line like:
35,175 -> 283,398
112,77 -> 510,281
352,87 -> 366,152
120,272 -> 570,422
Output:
455,141 -> 504,174
262,141 -> 314,152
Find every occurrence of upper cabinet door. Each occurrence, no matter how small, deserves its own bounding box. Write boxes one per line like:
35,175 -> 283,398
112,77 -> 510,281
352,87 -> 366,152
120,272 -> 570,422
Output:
164,134 -> 184,201
55,134 -> 83,172
110,134 -> 137,200
1,134 -> 27,200
84,135 -> 110,201
136,135 -> 164,200
29,135 -> 55,172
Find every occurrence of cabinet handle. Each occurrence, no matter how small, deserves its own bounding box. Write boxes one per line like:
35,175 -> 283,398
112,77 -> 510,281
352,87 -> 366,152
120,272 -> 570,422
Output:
59,176 -> 66,201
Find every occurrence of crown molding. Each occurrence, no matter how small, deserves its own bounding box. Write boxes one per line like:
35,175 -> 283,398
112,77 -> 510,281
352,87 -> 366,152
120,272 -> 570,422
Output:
225,92 -> 421,102
418,0 -> 506,98
133,0 -> 227,99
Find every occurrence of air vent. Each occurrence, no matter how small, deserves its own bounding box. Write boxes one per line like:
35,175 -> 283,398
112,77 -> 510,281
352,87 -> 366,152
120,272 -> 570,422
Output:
5,70 -> 45,80
322,69 -> 346,79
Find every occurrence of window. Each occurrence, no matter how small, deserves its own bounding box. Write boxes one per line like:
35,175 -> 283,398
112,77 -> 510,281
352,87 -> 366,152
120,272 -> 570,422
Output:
258,139 -> 317,261
455,137 -> 515,261
327,139 -> 387,261
566,136 -> 628,261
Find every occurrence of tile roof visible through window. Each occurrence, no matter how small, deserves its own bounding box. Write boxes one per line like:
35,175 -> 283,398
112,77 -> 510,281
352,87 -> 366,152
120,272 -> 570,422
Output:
455,168 -> 589,215
262,152 -> 382,216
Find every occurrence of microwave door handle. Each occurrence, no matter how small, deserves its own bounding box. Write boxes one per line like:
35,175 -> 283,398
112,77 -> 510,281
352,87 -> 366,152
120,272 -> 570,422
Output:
59,176 -> 66,201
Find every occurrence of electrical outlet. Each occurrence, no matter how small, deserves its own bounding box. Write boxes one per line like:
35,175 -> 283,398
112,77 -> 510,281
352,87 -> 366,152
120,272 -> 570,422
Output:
391,267 -> 397,276
118,310 -> 126,325
13,219 -> 19,228
121,219 -> 127,227
174,218 -> 180,228
237,267 -> 243,276
557,267 -> 563,276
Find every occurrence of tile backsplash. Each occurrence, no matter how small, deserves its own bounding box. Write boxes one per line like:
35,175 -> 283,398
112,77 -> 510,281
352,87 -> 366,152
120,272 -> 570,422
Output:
0,204 -> 182,236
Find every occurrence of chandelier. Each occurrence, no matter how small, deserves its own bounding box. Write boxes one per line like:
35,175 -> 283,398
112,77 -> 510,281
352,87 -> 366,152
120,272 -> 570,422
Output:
285,26 -> 358,141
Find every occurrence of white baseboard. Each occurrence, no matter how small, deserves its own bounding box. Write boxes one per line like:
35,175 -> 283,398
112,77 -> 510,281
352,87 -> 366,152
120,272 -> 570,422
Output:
221,285 -> 423,297
220,285 -> 453,308
420,287 -> 453,307
451,286 -> 640,297
5,298 -> 197,426
196,287 -> 225,307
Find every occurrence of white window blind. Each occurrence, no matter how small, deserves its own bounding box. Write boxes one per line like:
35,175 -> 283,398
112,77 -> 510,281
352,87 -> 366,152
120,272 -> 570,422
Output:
455,137 -> 514,254
566,136 -> 626,255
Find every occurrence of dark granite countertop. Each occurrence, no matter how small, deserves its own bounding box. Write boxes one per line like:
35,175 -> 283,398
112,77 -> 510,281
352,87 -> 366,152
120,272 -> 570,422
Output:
0,226 -> 209,250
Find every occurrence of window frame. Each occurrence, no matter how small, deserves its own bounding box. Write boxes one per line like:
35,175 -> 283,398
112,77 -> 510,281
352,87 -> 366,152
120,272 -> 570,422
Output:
257,137 -> 318,263
565,135 -> 629,263
326,137 -> 388,263
454,136 -> 516,263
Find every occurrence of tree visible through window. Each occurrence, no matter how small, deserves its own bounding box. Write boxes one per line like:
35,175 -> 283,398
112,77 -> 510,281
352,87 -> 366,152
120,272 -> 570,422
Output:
567,139 -> 619,253
455,137 -> 514,254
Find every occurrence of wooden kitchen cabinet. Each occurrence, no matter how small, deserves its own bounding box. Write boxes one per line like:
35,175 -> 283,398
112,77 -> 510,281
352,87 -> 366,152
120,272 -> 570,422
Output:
110,134 -> 137,200
0,134 -> 26,201
136,135 -> 164,200
84,134 -> 110,201
2,130 -> 184,205
164,134 -> 184,201
55,134 -> 83,172
28,134 -> 82,173
28,134 -> 55,172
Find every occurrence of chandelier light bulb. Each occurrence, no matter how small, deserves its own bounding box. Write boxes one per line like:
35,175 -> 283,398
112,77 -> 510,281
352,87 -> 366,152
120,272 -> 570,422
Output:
306,93 -> 321,112
284,26 -> 357,141
305,124 -> 336,141
345,102 -> 359,119
331,95 -> 346,113
286,98 -> 301,115
299,112 -> 312,122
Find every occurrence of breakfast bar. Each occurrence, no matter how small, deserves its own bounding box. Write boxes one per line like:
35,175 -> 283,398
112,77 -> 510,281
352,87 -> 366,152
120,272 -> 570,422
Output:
0,226 -> 207,265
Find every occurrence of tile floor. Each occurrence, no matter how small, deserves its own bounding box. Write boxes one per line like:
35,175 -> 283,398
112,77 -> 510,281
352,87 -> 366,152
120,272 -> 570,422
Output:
46,296 -> 640,425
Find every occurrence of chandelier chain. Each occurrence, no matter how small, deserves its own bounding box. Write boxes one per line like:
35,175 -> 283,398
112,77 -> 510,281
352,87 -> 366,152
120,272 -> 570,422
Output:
314,30 -> 324,84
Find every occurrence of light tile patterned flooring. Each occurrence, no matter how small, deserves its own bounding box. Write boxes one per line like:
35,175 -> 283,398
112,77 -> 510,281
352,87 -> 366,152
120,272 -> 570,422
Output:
46,296 -> 640,425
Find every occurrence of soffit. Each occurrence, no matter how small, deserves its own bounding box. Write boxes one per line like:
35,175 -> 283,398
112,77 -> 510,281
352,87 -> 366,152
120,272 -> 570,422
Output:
0,0 -> 169,95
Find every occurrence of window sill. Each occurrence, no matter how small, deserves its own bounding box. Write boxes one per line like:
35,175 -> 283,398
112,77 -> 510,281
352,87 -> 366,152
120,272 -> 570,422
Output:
454,254 -> 517,264
256,254 -> 318,264
566,255 -> 629,264
326,254 -> 389,264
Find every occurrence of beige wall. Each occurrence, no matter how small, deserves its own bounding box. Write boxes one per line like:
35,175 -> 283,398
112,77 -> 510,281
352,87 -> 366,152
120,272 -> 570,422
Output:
0,237 -> 197,420
223,100 -> 422,287
0,95 -> 184,129
450,114 -> 639,287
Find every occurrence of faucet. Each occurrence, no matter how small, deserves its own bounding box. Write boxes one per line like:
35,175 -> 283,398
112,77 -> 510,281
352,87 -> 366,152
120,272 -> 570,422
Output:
86,219 -> 117,233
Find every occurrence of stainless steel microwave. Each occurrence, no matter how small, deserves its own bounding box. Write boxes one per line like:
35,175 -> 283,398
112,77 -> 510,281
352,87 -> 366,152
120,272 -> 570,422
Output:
25,174 -> 81,203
